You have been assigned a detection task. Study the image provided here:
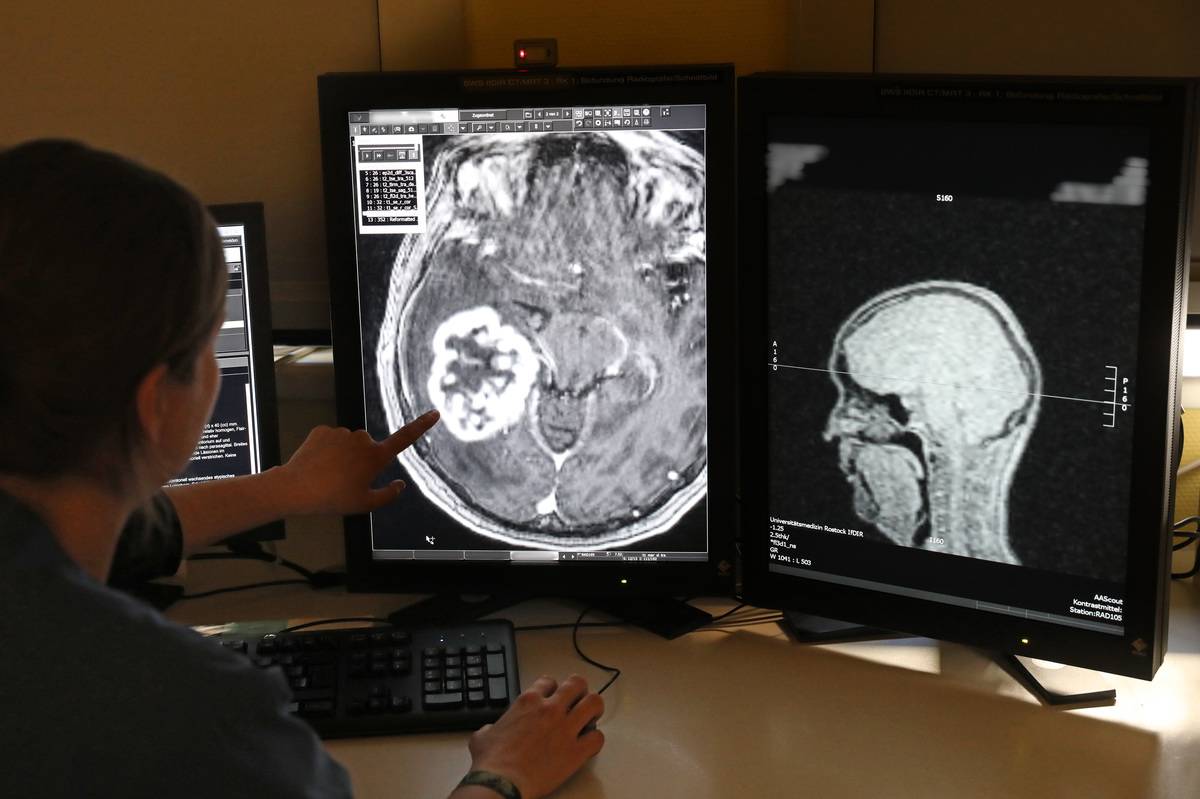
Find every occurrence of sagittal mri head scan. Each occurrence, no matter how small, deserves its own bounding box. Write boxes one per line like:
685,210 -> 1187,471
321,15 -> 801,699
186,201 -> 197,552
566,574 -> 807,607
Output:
764,116 -> 1149,584
824,281 -> 1042,565
371,130 -> 707,550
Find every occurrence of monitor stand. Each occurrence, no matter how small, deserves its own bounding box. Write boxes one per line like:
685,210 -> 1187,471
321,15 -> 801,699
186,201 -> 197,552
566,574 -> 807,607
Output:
388,593 -> 712,640
779,611 -> 1116,707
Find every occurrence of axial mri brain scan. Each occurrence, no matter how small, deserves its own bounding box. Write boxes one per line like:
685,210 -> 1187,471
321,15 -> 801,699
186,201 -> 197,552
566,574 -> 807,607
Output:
371,130 -> 708,550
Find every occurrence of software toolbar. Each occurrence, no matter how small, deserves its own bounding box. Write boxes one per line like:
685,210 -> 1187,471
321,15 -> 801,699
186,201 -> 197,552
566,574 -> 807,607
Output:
349,104 -> 705,136
347,104 -> 706,235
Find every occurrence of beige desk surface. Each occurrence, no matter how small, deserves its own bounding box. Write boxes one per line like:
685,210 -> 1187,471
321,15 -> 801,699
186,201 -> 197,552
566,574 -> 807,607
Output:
163,394 -> 1200,798
166,519 -> 1200,799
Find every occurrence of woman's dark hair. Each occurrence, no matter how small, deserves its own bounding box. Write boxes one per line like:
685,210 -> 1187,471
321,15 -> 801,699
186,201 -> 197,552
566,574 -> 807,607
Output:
0,140 -> 227,490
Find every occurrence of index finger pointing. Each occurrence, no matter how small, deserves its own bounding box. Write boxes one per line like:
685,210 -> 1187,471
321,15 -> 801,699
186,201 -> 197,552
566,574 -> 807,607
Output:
380,410 -> 440,458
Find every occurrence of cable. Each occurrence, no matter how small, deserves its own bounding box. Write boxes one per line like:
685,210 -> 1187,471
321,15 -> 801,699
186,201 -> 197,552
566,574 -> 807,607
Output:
705,611 -> 782,623
179,578 -> 310,600
281,617 -> 390,634
187,545 -> 346,592
705,603 -> 748,624
190,551 -> 314,580
572,608 -> 621,694
514,621 -> 628,633
1171,517 -> 1200,579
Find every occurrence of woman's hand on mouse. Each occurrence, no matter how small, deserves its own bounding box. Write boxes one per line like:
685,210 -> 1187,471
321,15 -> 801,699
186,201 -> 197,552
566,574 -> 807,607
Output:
457,674 -> 605,799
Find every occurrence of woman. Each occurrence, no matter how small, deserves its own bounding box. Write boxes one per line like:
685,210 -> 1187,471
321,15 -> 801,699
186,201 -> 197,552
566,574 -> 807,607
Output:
0,140 -> 603,799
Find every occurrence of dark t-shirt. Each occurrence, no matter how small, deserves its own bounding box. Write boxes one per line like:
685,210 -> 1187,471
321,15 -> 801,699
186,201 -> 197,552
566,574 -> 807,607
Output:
0,489 -> 353,798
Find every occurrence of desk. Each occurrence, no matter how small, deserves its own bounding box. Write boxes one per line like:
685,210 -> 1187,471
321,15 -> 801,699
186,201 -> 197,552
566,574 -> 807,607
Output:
160,392 -> 1200,798
166,529 -> 1200,799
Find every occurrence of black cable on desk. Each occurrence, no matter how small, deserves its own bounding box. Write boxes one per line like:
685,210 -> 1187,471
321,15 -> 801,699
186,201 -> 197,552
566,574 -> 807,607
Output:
179,578 -> 311,600
513,621 -> 628,632
1173,531 -> 1199,551
1171,517 -> 1200,579
190,546 -> 346,588
572,608 -> 621,694
281,617 -> 391,633
706,602 -> 748,624
182,544 -> 347,600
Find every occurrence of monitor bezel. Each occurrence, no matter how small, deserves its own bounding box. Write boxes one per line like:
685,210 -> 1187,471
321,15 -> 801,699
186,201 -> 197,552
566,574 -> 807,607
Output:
207,202 -> 286,543
318,64 -> 737,597
736,73 -> 1195,679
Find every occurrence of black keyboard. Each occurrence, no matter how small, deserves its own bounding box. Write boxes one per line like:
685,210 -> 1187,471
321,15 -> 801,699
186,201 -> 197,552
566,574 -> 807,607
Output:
215,619 -> 520,739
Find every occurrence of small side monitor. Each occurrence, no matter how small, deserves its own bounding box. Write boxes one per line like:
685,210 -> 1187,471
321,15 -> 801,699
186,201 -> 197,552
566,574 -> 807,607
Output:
169,202 -> 284,542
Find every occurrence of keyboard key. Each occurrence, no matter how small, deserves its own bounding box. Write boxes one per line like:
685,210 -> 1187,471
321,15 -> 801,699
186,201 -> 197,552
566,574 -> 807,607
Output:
309,665 -> 335,690
299,699 -> 335,717
217,622 -> 517,737
424,692 -> 464,709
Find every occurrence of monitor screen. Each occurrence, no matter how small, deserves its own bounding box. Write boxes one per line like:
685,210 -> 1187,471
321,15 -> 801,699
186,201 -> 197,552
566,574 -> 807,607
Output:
739,76 -> 1194,678
170,203 -> 284,540
319,66 -> 736,594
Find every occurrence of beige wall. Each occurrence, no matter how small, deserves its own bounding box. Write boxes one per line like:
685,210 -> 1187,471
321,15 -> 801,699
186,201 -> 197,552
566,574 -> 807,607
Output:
460,1 -> 791,74
0,1 -> 380,329
876,0 -> 1200,76
874,0 -> 1200,268
3,1 -> 1196,327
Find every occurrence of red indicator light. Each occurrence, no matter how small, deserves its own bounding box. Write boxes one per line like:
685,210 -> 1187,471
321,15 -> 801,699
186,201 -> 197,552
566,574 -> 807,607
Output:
519,49 -> 527,59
